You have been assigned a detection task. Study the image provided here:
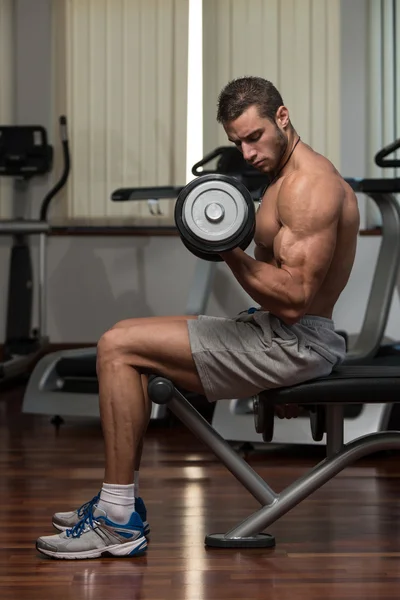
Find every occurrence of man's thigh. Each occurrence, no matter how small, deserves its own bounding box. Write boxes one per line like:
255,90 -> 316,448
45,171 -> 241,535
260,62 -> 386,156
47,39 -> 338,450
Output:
111,315 -> 197,329
100,317 -> 204,395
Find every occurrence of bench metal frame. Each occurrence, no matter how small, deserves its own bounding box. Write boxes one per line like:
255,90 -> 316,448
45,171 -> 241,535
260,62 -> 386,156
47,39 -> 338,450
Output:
158,383 -> 400,548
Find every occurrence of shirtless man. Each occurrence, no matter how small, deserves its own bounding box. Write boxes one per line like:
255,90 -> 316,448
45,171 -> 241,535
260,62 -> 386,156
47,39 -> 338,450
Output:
36,76 -> 360,560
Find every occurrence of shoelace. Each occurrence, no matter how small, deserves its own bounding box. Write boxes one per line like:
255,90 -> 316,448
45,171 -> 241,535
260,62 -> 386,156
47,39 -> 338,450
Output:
65,494 -> 100,538
66,508 -> 98,538
76,494 -> 100,518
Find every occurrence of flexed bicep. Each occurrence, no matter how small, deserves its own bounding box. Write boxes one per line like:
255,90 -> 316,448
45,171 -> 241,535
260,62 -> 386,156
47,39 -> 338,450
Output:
275,174 -> 344,310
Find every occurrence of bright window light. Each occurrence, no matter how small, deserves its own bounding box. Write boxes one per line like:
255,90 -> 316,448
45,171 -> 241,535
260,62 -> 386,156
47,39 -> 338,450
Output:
186,0 -> 203,183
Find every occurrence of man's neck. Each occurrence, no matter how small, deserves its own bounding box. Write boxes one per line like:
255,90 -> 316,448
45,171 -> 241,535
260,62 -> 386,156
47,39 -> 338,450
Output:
272,128 -> 300,183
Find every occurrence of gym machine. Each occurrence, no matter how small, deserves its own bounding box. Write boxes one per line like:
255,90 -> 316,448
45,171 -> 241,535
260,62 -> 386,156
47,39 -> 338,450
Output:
0,117 -> 70,384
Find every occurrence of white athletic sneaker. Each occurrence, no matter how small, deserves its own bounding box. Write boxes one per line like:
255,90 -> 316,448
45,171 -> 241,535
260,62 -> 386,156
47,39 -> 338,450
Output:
37,506 -> 147,560
52,494 -> 151,537
52,494 -> 100,531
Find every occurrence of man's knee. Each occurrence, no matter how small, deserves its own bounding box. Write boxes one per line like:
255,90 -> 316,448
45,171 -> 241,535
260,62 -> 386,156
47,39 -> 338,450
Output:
110,318 -> 137,330
96,328 -> 125,373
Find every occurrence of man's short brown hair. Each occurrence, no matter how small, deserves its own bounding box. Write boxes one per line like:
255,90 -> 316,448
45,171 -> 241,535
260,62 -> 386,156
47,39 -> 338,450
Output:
217,76 -> 284,124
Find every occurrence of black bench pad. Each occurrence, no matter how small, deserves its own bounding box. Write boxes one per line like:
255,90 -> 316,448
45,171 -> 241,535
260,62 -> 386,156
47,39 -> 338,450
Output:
261,365 -> 400,405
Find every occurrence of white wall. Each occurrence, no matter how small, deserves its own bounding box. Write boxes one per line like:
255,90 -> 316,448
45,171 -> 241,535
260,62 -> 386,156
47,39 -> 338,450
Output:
0,235 -> 253,343
45,237 -> 254,342
1,0 -> 399,346
203,0 -> 341,166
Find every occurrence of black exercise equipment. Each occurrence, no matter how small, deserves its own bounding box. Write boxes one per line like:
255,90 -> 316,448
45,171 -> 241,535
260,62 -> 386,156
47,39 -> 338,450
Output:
191,146 -> 268,196
345,136 -> 400,365
0,116 -> 70,383
0,125 -> 53,176
112,146 -> 269,204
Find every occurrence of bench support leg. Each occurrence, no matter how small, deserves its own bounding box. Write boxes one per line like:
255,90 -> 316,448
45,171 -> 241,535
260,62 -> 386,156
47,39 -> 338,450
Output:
219,431 -> 400,544
326,404 -> 344,457
167,387 -> 400,549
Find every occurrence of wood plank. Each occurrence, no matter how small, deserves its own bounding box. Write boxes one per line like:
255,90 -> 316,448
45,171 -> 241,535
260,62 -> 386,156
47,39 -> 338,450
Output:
1,386 -> 400,599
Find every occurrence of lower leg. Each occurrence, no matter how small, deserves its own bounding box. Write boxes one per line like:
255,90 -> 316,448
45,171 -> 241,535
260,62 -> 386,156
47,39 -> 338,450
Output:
95,319 -> 201,522
95,360 -> 151,523
134,376 -> 152,497
103,315 -> 193,482
135,438 -> 145,473
98,361 -> 151,485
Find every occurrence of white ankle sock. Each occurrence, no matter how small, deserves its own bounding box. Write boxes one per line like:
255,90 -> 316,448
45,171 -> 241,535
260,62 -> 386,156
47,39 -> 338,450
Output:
97,483 -> 135,524
134,471 -> 140,498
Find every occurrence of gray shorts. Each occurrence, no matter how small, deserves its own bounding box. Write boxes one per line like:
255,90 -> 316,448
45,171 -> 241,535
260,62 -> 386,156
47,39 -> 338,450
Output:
187,309 -> 346,402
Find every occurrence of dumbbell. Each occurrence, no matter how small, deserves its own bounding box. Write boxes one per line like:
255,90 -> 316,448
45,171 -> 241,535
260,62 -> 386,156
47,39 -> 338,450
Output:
174,174 -> 256,262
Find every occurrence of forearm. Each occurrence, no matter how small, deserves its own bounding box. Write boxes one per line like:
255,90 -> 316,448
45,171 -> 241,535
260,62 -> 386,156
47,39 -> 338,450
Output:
219,248 -> 305,321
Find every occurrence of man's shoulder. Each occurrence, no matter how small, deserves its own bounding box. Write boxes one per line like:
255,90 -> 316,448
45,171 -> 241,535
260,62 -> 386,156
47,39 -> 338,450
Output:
277,164 -> 346,226
279,164 -> 344,200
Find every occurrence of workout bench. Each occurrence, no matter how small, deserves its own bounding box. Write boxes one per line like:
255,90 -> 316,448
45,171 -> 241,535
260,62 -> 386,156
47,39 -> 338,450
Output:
148,364 -> 400,548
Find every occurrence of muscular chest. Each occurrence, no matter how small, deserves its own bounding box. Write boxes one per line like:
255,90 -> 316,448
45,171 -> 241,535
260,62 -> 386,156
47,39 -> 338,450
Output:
253,190 -> 281,252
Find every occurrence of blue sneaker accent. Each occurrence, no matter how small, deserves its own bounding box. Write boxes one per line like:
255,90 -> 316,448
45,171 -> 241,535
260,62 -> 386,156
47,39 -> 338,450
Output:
129,539 -> 147,556
66,507 -> 98,538
135,497 -> 150,537
117,530 -> 136,540
105,511 -> 143,530
135,497 -> 147,521
67,508 -> 144,539
77,494 -> 100,518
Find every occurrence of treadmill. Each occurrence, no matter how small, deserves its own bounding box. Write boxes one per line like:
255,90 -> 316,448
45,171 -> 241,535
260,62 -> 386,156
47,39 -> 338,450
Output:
0,117 -> 70,384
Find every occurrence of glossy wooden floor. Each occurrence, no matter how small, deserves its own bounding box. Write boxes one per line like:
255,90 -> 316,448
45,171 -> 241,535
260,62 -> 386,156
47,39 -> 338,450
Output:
2,386 -> 400,600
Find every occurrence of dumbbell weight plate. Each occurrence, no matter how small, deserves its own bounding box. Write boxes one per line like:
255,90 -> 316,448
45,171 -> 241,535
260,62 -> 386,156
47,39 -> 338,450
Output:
180,235 -> 223,262
183,179 -> 247,243
175,174 -> 255,260
181,217 -> 256,262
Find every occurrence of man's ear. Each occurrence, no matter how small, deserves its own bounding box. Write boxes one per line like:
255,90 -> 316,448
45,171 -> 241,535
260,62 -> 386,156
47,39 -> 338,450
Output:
276,106 -> 290,129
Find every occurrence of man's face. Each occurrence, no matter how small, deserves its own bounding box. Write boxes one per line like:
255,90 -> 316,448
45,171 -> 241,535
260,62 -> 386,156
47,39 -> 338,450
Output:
223,104 -> 288,174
